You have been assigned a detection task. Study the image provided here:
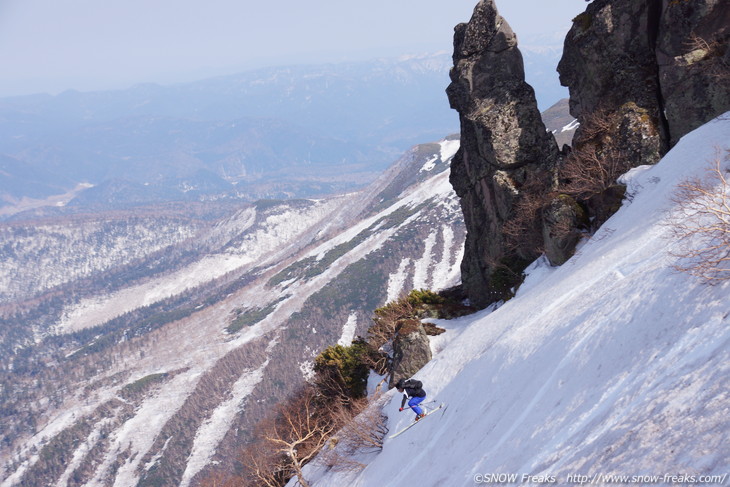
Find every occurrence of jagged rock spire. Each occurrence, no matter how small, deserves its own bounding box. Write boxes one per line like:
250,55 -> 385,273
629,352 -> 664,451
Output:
446,0 -> 559,308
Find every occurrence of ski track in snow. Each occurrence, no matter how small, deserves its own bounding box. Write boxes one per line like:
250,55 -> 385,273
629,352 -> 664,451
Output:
289,114 -> 730,486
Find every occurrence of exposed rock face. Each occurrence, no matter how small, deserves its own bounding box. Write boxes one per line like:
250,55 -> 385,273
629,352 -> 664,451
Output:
558,0 -> 669,170
559,0 -> 730,154
657,0 -> 730,145
448,0 -> 729,309
446,0 -> 560,308
542,194 -> 587,266
390,320 -> 432,387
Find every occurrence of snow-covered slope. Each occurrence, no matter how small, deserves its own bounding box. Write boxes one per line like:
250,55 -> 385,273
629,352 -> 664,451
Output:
294,116 -> 730,486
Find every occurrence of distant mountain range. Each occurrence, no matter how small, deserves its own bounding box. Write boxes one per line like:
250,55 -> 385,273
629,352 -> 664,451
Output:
0,47 -> 567,216
0,54 -> 458,214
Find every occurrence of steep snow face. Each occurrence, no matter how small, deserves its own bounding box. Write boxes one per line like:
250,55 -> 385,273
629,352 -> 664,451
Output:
293,115 -> 730,486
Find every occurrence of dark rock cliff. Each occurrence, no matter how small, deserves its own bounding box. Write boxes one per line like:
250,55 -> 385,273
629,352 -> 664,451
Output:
558,0 -> 729,252
449,0 -> 729,308
559,0 -> 729,159
657,0 -> 730,145
446,0 -> 560,308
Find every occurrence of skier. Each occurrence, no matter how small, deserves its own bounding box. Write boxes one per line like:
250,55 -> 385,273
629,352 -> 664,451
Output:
396,378 -> 427,420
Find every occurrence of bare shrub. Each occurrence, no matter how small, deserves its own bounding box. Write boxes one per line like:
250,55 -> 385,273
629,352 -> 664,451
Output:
316,446 -> 367,474
316,394 -> 389,473
501,175 -> 551,256
356,344 -> 390,377
262,387 -> 339,487
575,108 -> 616,142
559,144 -> 631,201
368,294 -> 415,349
557,107 -> 634,203
337,397 -> 389,455
685,33 -> 730,82
236,385 -> 340,487
668,149 -> 730,282
239,439 -> 289,487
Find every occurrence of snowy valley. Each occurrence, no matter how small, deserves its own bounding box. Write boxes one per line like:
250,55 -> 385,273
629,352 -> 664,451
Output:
0,136 -> 465,486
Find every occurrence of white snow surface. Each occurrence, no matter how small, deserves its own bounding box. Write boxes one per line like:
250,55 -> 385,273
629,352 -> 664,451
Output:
386,258 -> 412,303
412,229 -> 438,289
55,199 -> 342,333
291,115 -> 730,486
338,312 -> 359,346
421,154 -> 439,172
440,138 -> 460,162
1,137 -> 468,486
562,118 -> 580,132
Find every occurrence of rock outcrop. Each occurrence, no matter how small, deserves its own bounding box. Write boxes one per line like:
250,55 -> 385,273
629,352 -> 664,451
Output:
559,0 -> 730,155
446,0 -> 560,308
558,0 -> 669,168
390,319 -> 432,387
657,0 -> 730,146
448,0 -> 729,309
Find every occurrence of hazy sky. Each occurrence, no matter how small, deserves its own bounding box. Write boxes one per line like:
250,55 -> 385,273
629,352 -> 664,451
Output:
0,0 -> 585,97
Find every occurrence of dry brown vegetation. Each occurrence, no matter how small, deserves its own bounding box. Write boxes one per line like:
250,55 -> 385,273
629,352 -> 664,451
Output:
215,385 -> 389,487
685,33 -> 730,82
501,172 -> 552,256
316,393 -> 389,473
559,144 -> 631,202
202,288 -> 469,487
503,108 -> 632,261
668,149 -> 730,282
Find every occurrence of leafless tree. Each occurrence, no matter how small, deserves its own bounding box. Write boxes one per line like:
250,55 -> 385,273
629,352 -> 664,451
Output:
574,108 -> 616,142
336,396 -> 389,455
312,363 -> 357,408
369,294 -> 415,348
240,439 -> 290,487
259,386 -> 339,487
668,149 -> 730,282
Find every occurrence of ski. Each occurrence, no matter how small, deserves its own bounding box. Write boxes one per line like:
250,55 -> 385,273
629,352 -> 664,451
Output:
388,403 -> 446,439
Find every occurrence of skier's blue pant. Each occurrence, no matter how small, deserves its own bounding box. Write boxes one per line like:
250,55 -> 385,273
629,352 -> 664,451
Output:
408,396 -> 425,416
